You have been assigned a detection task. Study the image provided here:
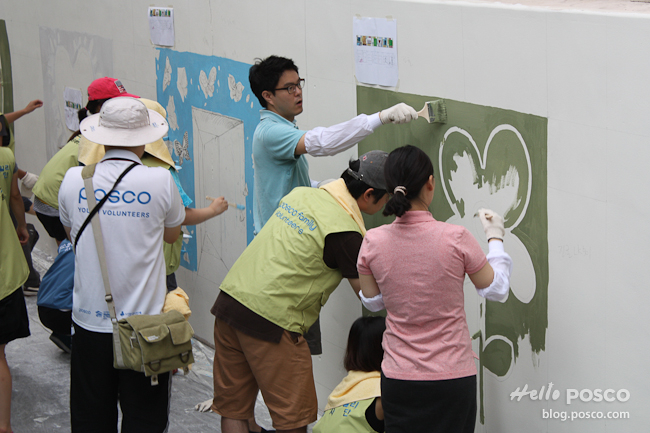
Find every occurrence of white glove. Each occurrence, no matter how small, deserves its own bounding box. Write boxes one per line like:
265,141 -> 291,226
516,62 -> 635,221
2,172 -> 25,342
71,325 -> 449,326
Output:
194,398 -> 213,412
21,171 -> 39,189
359,290 -> 385,312
477,208 -> 505,241
379,103 -> 418,125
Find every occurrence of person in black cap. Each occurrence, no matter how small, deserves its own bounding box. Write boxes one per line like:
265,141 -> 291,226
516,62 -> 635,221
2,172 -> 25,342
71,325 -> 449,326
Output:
209,150 -> 389,433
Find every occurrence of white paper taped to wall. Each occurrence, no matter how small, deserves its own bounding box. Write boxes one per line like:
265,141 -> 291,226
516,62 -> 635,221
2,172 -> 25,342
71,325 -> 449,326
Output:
353,17 -> 398,87
149,7 -> 175,47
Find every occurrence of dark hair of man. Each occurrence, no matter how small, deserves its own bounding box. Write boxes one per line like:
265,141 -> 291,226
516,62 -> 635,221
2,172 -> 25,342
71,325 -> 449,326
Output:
68,98 -> 110,142
249,55 -> 299,109
0,115 -> 10,147
344,316 -> 386,372
383,145 -> 434,218
340,158 -> 387,203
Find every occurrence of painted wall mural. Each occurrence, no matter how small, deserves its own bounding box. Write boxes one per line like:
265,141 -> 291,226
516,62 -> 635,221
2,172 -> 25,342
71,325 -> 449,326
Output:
154,50 -> 260,281
357,86 -> 548,424
38,27 -> 113,159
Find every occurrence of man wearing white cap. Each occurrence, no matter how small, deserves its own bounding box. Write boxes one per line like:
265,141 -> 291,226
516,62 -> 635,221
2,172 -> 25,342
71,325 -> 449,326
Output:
58,97 -> 185,433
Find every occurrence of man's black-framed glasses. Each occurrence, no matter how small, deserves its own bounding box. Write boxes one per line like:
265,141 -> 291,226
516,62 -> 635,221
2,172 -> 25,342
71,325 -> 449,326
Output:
274,79 -> 305,95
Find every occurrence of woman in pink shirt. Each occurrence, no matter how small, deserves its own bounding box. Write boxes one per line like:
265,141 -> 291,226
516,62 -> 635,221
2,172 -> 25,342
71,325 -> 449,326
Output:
357,145 -> 512,433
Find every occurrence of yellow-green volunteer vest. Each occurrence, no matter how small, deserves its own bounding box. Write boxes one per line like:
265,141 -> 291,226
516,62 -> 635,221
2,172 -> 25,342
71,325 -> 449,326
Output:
141,154 -> 181,275
313,398 -> 377,433
32,136 -> 81,209
220,187 -> 362,334
0,147 -> 28,299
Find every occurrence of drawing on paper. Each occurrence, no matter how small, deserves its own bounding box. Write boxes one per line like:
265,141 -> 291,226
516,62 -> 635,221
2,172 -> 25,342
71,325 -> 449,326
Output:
155,49 -> 260,273
357,87 -> 548,425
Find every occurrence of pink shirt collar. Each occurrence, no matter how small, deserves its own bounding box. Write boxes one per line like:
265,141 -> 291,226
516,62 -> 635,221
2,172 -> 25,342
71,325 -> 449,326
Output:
393,210 -> 436,224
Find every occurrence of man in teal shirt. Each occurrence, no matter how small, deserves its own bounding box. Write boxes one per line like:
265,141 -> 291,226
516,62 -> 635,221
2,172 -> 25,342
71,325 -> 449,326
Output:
249,55 -> 417,234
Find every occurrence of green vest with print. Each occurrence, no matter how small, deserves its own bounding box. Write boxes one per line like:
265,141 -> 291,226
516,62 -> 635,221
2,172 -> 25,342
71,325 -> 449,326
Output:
32,136 -> 81,209
313,398 -> 378,433
0,147 -> 28,299
220,187 -> 362,334
0,147 -> 13,206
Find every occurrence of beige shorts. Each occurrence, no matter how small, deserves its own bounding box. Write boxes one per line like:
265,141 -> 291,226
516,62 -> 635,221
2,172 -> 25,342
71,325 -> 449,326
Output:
211,318 -> 318,430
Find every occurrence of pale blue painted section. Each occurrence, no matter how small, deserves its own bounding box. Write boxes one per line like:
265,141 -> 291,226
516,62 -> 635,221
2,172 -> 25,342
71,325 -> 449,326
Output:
155,49 -> 260,271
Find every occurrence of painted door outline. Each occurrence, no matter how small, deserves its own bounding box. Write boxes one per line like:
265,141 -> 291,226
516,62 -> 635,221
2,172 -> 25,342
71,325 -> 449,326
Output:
192,107 -> 247,283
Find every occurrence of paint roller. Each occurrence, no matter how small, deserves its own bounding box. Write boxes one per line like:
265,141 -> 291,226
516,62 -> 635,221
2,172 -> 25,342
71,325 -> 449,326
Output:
416,99 -> 447,124
206,196 -> 245,210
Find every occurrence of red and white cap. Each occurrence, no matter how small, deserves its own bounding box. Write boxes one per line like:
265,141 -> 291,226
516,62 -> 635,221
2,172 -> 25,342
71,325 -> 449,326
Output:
87,77 -> 139,101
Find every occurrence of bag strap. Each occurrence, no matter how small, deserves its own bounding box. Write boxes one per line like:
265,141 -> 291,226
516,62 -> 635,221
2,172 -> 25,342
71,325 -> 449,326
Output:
74,162 -> 138,249
81,161 -> 138,369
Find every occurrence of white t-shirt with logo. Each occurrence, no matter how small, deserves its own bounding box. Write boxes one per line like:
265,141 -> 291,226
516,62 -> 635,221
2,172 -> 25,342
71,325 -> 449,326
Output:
59,149 -> 185,333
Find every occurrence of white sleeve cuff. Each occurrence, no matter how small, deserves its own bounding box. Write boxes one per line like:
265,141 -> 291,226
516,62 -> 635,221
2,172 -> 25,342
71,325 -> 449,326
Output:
476,246 -> 513,303
359,290 -> 385,312
367,113 -> 383,131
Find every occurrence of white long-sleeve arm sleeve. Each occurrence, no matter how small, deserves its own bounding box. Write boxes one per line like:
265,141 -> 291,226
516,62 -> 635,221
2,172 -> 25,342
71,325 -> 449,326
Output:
475,241 -> 513,303
359,290 -> 385,312
304,113 -> 383,157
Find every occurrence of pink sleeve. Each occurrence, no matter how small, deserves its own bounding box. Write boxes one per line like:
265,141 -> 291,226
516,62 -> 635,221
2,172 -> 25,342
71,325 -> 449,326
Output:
459,227 -> 488,274
356,233 -> 373,275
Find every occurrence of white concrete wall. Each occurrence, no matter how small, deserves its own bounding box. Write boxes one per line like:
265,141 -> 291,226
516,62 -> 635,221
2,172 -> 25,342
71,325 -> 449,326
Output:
2,1 -> 650,431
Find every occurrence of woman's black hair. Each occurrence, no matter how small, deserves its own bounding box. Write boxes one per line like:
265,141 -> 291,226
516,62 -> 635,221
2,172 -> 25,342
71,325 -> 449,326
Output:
343,316 -> 386,372
383,145 -> 434,218
340,158 -> 387,203
68,98 -> 110,142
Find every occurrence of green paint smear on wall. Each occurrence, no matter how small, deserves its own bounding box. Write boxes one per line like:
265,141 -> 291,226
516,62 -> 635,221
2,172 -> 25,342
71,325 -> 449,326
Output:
0,20 -> 14,116
357,86 -> 548,359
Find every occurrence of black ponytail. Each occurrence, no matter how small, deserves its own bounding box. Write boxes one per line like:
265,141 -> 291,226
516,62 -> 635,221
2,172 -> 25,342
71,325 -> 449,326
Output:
71,98 -> 110,142
383,145 -> 434,217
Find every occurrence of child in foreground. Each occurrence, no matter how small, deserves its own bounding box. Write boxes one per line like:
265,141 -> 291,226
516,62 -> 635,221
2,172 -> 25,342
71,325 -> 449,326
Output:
313,316 -> 386,433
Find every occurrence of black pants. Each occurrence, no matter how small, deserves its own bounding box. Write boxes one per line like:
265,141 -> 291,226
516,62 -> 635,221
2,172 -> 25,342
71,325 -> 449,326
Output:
70,324 -> 171,433
38,306 -> 72,335
381,373 -> 477,433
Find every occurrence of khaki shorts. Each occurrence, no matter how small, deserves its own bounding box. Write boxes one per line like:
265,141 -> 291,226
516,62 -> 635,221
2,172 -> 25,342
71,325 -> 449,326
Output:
211,318 -> 318,430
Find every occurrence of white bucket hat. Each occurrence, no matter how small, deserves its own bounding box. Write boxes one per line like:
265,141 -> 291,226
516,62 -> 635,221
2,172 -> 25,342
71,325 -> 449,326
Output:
79,97 -> 168,147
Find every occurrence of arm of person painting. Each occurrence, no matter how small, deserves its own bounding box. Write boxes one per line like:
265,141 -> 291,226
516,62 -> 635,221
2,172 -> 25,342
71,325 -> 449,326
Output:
182,196 -> 228,226
3,99 -> 43,123
295,113 -> 382,156
359,273 -> 385,312
348,278 -> 361,300
295,103 -> 417,157
472,208 -> 511,302
472,241 -> 512,302
10,173 -> 29,244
